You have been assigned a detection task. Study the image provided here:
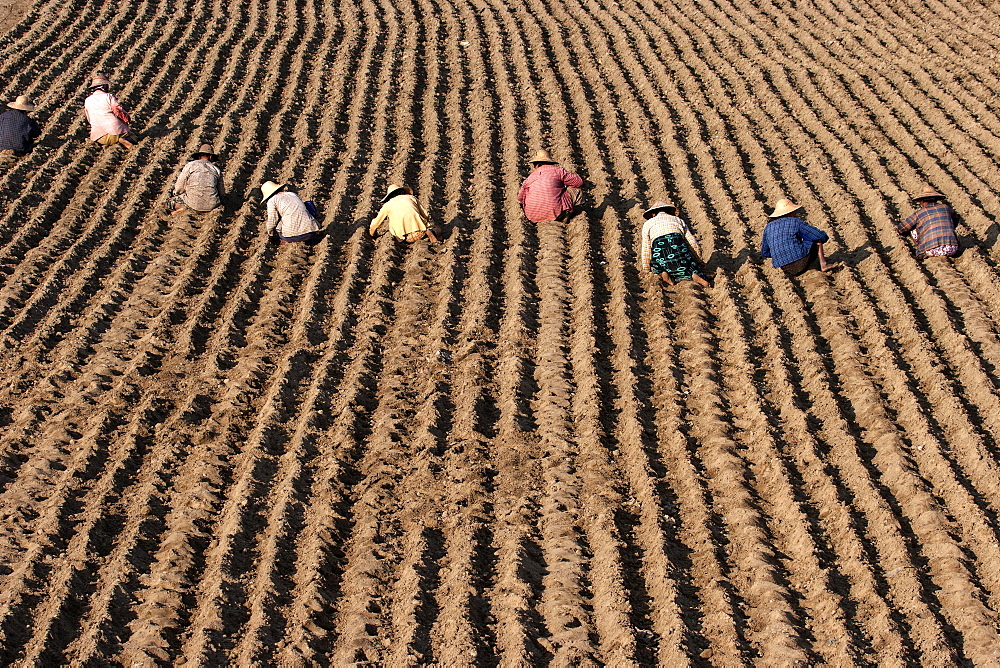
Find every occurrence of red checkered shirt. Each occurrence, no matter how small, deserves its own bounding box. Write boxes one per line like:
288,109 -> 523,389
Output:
517,164 -> 583,222
897,202 -> 957,258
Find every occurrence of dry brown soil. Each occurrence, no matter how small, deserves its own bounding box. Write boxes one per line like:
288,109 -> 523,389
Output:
1,0 -> 1000,664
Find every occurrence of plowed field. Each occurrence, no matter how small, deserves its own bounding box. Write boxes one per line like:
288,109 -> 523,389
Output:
1,0 -> 1000,663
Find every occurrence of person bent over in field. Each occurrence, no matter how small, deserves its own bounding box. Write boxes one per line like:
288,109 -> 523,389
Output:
261,180 -> 320,244
84,74 -> 135,149
169,144 -> 225,214
640,199 -> 712,288
761,197 -> 841,276
517,149 -> 584,223
369,184 -> 439,243
898,184 -> 959,260
0,95 -> 41,159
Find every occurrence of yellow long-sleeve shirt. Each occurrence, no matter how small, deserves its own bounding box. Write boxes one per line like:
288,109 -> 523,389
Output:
369,194 -> 431,239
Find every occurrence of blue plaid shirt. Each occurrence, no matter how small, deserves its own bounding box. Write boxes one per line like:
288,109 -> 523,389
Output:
761,216 -> 829,268
897,202 -> 957,258
0,109 -> 40,153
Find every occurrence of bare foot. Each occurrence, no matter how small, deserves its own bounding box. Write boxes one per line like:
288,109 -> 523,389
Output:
426,228 -> 440,243
659,273 -> 675,286
693,273 -> 712,288
821,262 -> 843,272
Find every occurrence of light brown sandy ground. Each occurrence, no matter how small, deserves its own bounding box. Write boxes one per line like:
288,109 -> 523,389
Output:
0,0 -> 999,664
0,0 -> 31,34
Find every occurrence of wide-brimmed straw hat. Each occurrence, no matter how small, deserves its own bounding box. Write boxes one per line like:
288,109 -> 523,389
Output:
529,149 -> 557,165
911,184 -> 945,201
6,95 -> 35,112
381,183 -> 413,203
191,143 -> 217,160
769,197 -> 804,218
644,199 -> 676,218
90,74 -> 113,88
260,180 -> 286,203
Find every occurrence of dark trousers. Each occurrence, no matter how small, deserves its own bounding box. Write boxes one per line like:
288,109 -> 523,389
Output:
279,231 -> 319,244
781,244 -> 819,277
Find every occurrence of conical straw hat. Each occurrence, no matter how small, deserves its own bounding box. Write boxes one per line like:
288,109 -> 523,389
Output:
529,149 -> 557,165
911,184 -> 945,201
6,95 -> 35,112
381,183 -> 413,203
643,199 -> 676,217
260,180 -> 286,203
769,197 -> 804,218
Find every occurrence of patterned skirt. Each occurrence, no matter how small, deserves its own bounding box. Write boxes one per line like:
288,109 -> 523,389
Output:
911,230 -> 958,258
649,233 -> 701,280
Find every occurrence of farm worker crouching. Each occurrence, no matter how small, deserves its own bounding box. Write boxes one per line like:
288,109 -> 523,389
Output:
0,95 -> 41,158
262,180 -> 320,244
517,149 -> 584,222
761,197 -> 842,276
640,200 -> 712,287
169,144 -> 225,214
897,184 -> 959,260
84,74 -> 135,149
369,184 -> 440,243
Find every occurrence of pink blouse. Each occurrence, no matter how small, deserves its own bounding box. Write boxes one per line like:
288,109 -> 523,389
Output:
84,91 -> 129,141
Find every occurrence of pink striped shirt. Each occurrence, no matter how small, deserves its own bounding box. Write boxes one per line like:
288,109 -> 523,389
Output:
517,164 -> 583,222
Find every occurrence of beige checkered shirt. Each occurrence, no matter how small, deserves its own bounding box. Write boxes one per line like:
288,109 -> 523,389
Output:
266,191 -> 319,237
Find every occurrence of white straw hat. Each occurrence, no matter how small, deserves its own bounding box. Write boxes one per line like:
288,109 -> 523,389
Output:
381,183 -> 413,203
529,149 -> 557,165
260,180 -> 286,203
643,199 -> 676,217
769,197 -> 804,218
7,95 -> 35,112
